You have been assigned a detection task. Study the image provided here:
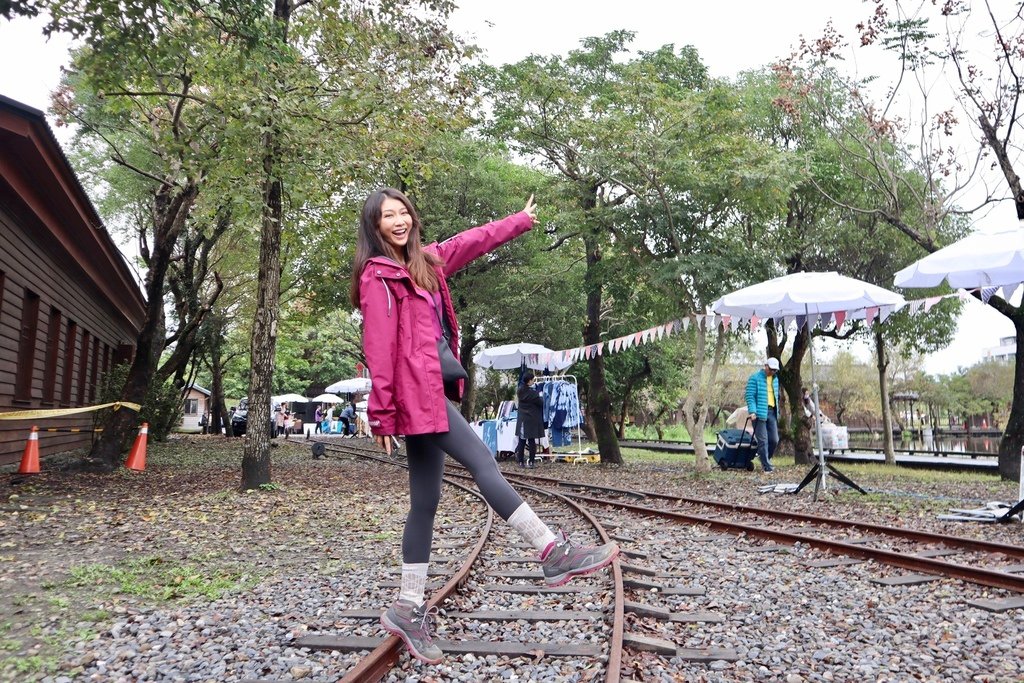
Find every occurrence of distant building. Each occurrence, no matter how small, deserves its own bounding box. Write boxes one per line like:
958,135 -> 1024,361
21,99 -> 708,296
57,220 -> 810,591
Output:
982,336 -> 1016,363
0,95 -> 146,465
181,384 -> 210,432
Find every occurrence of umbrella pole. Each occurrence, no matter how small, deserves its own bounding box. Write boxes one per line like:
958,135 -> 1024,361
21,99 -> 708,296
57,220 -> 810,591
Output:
997,445 -> 1024,523
807,308 -> 828,501
792,307 -> 868,500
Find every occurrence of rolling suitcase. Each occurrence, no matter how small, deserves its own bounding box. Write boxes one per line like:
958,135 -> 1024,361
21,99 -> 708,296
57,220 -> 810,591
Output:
713,418 -> 758,471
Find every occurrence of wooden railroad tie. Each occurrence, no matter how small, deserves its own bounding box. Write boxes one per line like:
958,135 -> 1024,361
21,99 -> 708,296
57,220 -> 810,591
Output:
966,596 -> 1024,613
293,635 -> 603,657
868,574 -> 941,586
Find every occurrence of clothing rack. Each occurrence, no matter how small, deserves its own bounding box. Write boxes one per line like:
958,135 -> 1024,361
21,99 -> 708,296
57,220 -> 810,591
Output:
535,373 -> 584,458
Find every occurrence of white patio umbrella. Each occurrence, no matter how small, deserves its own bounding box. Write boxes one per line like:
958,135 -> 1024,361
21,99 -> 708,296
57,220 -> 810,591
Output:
712,271 -> 906,499
894,225 -> 1024,289
273,393 -> 308,403
713,271 -> 906,320
473,342 -> 573,371
326,377 -> 372,394
310,393 -> 343,403
894,223 -> 1024,521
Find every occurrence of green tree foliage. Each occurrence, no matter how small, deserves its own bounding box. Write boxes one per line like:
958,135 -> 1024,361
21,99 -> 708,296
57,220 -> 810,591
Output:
483,33 -> 798,466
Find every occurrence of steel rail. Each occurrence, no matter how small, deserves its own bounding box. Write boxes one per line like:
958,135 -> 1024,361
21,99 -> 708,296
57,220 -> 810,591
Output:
324,444 -> 494,683
447,470 -> 625,683
509,471 -> 1024,559
618,437 -> 997,459
562,491 -> 1024,593
328,445 -> 624,682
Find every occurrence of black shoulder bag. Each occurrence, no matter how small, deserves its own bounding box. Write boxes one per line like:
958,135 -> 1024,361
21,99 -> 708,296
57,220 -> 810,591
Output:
436,304 -> 469,384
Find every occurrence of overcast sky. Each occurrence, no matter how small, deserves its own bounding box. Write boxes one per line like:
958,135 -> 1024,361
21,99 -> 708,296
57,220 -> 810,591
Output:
0,1 -> 1018,373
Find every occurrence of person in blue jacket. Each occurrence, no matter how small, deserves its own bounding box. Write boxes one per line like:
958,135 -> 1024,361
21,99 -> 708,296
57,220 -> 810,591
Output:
745,357 -> 781,472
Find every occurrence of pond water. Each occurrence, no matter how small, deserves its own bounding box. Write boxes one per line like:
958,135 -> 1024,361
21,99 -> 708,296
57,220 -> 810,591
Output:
848,433 -> 1000,455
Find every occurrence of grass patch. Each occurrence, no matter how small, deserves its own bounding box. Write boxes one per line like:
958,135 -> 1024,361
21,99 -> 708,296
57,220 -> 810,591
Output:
624,424 -> 716,442
4,654 -> 55,676
620,447 -> 694,465
824,461 -> 1001,485
60,555 -> 256,603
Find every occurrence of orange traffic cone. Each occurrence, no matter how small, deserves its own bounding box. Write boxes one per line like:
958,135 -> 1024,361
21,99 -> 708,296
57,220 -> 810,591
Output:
125,423 -> 148,471
17,426 -> 40,474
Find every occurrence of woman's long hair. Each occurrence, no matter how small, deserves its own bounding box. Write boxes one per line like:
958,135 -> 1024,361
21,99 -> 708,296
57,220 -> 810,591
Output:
349,188 -> 443,308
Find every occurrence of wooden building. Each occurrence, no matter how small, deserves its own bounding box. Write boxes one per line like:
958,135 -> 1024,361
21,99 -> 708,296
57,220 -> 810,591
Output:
0,95 -> 146,465
180,384 -> 211,432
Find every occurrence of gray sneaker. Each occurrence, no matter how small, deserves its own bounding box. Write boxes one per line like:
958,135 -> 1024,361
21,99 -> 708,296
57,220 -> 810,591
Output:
541,530 -> 619,587
380,599 -> 443,664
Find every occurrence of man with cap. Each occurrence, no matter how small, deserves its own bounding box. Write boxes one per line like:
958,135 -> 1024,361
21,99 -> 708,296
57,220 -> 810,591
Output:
745,358 -> 781,472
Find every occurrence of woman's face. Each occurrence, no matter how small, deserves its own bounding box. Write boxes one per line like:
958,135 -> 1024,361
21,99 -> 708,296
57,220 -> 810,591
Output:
378,197 -> 411,253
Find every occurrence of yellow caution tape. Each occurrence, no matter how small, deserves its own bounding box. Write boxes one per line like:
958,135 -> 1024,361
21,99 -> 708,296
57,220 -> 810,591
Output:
0,401 -> 142,420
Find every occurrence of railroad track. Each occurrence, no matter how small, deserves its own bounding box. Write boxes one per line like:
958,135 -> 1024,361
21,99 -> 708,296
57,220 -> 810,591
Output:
286,437 -> 1024,681
297,439 -> 628,682
499,469 -> 1024,596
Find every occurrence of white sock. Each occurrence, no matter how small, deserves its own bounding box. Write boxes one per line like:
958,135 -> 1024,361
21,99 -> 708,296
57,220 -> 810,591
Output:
507,502 -> 557,555
399,563 -> 429,605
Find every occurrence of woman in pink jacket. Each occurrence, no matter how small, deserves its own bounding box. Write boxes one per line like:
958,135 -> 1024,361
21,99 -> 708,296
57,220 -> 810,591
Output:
350,188 -> 618,664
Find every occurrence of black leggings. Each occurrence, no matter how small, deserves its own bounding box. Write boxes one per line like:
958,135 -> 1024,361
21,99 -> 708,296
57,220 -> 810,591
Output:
402,401 -> 524,563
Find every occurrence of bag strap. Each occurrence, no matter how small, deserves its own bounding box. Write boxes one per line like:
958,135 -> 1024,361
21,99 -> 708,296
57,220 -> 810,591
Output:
434,296 -> 453,343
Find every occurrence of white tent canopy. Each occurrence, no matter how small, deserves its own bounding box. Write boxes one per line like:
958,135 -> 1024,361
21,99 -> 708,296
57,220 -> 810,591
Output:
326,377 -> 372,394
310,393 -> 344,403
894,224 -> 1024,290
273,393 -> 308,403
473,342 -> 573,371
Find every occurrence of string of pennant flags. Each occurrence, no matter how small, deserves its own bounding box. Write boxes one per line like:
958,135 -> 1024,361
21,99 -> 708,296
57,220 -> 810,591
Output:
525,285 -> 1016,369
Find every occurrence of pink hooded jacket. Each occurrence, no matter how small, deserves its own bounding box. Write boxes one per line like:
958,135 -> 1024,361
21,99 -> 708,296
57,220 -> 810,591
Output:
358,211 -> 534,436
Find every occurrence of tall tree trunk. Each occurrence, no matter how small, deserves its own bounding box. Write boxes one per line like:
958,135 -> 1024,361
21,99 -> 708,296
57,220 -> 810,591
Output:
86,185 -> 198,470
583,232 -> 622,464
617,359 -> 651,439
208,312 -> 229,437
874,328 -> 896,465
998,313 -> 1024,482
210,350 -> 227,436
241,130 -> 284,488
459,326 -> 478,421
242,0 -> 291,490
768,321 -> 812,464
682,322 -> 727,473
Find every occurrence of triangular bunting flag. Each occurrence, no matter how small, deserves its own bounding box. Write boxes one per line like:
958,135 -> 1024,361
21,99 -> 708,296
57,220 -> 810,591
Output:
924,296 -> 941,312
682,318 -> 690,332
730,316 -> 740,332
878,305 -> 895,323
819,311 -> 833,329
704,314 -> 716,330
834,310 -> 846,330
866,307 -> 878,326
981,286 -> 999,303
749,315 -> 760,332
1004,283 -> 1023,302
795,314 -> 806,331
784,315 -> 796,330
908,300 -> 924,315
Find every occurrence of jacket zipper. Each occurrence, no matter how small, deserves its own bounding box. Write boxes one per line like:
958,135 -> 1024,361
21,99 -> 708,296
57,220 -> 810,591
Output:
378,277 -> 392,317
